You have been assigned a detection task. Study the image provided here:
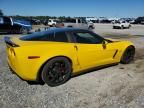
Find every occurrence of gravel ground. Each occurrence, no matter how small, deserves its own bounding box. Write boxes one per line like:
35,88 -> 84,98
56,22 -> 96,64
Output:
0,24 -> 144,108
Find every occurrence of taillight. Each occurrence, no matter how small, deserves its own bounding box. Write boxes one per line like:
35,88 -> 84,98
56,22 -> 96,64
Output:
28,56 -> 40,59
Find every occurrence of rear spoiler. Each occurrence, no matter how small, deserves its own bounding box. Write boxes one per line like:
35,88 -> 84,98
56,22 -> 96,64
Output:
4,36 -> 19,47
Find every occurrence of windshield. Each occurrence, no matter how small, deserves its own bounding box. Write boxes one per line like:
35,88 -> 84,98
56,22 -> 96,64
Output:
13,19 -> 31,25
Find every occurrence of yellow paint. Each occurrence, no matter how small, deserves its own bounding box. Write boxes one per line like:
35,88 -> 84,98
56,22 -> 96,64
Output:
6,37 -> 134,81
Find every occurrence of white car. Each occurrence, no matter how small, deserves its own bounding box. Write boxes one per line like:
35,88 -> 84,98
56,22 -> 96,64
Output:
48,19 -> 58,27
113,20 -> 131,29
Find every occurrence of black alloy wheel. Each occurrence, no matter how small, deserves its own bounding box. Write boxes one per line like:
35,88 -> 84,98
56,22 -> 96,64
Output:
121,25 -> 124,29
121,46 -> 135,64
42,57 -> 72,86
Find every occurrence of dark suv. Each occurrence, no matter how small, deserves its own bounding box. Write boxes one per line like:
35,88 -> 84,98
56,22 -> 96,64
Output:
0,16 -> 32,34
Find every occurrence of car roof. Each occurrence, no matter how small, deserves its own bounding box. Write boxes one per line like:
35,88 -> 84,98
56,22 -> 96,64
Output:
21,28 -> 88,40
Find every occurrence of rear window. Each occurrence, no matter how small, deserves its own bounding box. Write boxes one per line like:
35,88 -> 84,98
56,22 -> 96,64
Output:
20,31 -> 55,41
55,32 -> 68,42
20,31 -> 68,42
64,19 -> 76,23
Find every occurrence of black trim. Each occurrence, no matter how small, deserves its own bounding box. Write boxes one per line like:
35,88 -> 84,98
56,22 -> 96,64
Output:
113,50 -> 118,58
4,36 -> 19,47
72,62 -> 119,77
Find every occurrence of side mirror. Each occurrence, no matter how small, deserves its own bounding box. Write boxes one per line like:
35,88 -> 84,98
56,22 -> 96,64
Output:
102,40 -> 108,49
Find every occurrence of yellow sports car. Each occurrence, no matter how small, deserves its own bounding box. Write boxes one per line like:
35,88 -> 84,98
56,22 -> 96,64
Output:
4,28 -> 135,86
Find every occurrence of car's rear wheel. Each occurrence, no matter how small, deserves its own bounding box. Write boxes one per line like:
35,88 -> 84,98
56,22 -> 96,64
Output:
113,26 -> 116,29
121,46 -> 135,64
88,26 -> 93,30
41,57 -> 72,86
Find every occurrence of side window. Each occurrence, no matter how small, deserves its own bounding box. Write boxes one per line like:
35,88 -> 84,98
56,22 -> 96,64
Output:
122,21 -> 125,23
73,32 -> 103,44
20,32 -> 55,41
3,17 -> 11,24
55,32 -> 68,42
71,19 -> 76,23
82,19 -> 87,23
64,19 -> 76,23
0,17 -> 4,24
40,33 -> 55,41
78,19 -> 81,23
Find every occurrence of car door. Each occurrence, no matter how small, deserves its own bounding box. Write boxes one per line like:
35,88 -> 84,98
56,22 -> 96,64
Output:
72,31 -> 118,70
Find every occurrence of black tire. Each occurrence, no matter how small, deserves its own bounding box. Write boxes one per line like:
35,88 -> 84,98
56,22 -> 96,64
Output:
88,26 -> 93,30
41,57 -> 72,87
67,26 -> 73,28
128,25 -> 131,29
121,25 -> 124,29
121,46 -> 135,64
52,24 -> 56,27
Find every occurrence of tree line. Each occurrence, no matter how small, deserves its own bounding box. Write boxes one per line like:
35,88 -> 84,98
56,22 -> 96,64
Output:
0,9 -> 84,21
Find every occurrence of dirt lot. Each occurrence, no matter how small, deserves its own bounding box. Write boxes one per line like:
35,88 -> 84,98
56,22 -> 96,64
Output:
0,24 -> 144,108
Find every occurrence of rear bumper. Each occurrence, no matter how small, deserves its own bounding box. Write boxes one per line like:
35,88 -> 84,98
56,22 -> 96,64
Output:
7,57 -> 37,81
7,62 -> 25,81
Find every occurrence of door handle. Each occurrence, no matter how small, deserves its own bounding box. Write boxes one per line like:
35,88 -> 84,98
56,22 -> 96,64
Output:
74,45 -> 78,51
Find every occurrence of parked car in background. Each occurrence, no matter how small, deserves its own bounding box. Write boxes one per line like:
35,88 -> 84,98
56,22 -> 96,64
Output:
98,17 -> 111,23
63,18 -> 95,30
141,21 -> 144,24
113,20 -> 131,29
99,19 -> 111,23
120,18 -> 135,23
48,19 -> 59,27
0,16 -> 32,34
86,17 -> 98,23
30,19 -> 41,25
86,20 -> 95,30
4,28 -> 135,86
133,17 -> 144,24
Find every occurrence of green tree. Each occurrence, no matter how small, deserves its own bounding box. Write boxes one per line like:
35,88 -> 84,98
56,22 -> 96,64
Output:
59,16 -> 66,21
0,9 -> 4,16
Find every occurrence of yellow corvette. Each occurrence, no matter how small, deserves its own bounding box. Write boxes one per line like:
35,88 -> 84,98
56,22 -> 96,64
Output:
4,28 -> 135,86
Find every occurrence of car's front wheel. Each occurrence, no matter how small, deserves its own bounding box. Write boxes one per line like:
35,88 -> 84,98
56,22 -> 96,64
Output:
88,26 -> 93,30
121,25 -> 124,29
121,46 -> 135,64
41,57 -> 72,86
